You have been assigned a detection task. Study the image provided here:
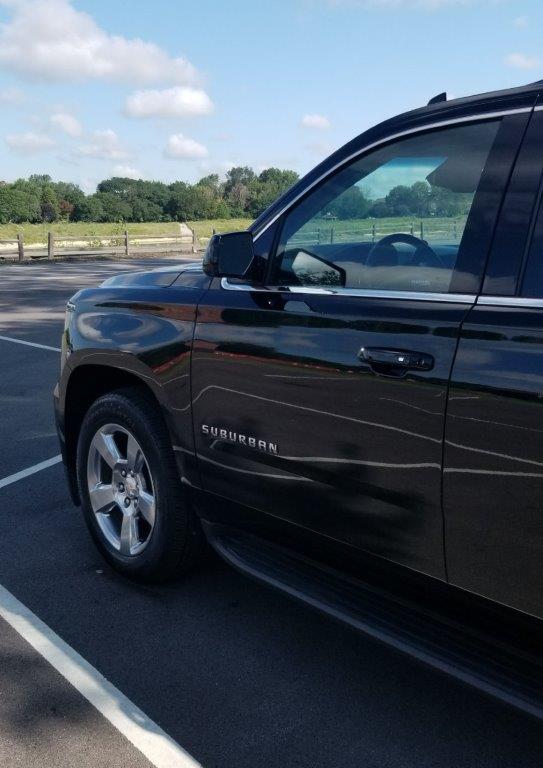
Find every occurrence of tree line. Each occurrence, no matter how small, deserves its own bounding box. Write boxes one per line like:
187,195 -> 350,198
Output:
0,167 -> 300,224
326,181 -> 472,220
0,169 -> 471,225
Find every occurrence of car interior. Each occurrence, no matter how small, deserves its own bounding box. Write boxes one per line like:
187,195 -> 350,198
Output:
272,121 -> 500,293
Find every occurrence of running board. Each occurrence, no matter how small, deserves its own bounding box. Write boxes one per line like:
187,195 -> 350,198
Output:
203,522 -> 543,719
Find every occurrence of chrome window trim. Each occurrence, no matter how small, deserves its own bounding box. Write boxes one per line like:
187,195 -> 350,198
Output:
252,106 -> 532,242
220,278 -> 476,304
477,295 -> 543,308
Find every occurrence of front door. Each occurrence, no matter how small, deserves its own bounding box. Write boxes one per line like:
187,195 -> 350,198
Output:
192,114 -> 523,579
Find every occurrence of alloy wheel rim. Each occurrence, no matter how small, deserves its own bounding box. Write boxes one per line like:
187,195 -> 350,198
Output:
86,423 -> 156,556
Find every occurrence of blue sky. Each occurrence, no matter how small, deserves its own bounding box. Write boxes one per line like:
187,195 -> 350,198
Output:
0,0 -> 541,192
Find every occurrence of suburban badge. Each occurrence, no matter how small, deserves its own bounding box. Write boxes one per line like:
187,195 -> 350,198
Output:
201,424 -> 278,455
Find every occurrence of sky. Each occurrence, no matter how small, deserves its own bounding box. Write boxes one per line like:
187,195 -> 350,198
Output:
0,0 -> 541,193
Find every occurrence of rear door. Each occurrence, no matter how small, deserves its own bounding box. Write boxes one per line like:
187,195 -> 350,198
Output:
444,109 -> 543,617
192,112 -> 527,580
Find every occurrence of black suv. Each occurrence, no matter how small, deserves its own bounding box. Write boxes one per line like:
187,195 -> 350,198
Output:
55,81 -> 543,715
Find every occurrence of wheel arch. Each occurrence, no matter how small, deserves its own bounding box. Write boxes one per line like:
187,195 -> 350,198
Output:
63,364 -> 170,506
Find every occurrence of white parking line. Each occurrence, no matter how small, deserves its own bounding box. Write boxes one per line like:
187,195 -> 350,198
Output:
0,584 -> 203,768
0,455 -> 62,490
0,334 -> 60,352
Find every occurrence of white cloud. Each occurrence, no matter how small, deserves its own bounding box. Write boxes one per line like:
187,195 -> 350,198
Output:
514,15 -> 528,28
5,130 -> 55,154
50,112 -> 82,137
0,0 -> 199,85
300,114 -> 331,130
77,129 -> 129,160
164,133 -> 208,160
113,165 -> 144,180
125,86 -> 213,119
0,86 -> 25,105
505,52 -> 540,70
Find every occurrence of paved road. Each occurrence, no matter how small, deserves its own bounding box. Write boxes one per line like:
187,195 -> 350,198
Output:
0,257 -> 542,767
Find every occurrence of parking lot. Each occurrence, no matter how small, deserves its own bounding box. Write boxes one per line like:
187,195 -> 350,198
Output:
0,257 -> 542,767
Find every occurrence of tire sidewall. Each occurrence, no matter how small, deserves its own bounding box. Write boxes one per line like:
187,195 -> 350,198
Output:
76,392 -> 187,579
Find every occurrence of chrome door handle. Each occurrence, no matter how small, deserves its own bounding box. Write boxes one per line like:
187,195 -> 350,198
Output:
358,347 -> 434,374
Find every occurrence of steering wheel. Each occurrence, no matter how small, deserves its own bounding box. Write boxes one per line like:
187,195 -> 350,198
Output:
366,233 -> 443,269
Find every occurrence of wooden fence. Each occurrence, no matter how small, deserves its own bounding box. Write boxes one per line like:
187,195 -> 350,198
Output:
0,228 -> 200,262
290,219 -> 464,246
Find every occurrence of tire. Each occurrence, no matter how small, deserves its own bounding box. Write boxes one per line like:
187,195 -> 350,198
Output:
76,386 -> 205,582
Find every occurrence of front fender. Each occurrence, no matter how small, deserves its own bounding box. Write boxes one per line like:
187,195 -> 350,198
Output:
56,284 -> 207,502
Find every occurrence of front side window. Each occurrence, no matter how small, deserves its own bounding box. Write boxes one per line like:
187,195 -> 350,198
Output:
271,120 -> 500,293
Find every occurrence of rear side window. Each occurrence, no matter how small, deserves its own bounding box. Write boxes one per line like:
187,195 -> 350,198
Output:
521,193 -> 543,298
270,120 -> 500,294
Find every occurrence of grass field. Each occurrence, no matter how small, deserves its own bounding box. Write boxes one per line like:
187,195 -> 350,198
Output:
0,219 -> 253,246
187,215 -> 466,244
0,221 -> 183,245
0,215 -> 464,248
187,218 -> 252,241
292,215 -> 467,245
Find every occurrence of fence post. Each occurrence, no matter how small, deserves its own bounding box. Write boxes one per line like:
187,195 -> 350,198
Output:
124,230 -> 130,257
420,221 -> 424,240
317,227 -> 320,244
410,222 -> 414,236
372,223 -> 376,243
192,228 -> 197,254
47,232 -> 54,260
330,226 -> 334,245
17,233 -> 24,262
453,220 -> 457,241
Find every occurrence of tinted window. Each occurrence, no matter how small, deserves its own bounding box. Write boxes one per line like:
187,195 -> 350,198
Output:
521,192 -> 543,298
271,120 -> 500,293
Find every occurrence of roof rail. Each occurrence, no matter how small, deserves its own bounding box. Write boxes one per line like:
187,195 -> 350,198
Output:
427,92 -> 447,106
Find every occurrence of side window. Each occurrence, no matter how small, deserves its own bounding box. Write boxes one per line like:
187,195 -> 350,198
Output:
521,193 -> 543,298
271,120 -> 501,293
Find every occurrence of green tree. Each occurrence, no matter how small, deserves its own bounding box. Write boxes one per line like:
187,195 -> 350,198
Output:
224,166 -> 255,215
369,201 -> 392,218
385,185 -> 416,216
246,168 -> 299,217
29,174 -> 52,186
327,186 -> 369,219
130,197 -> 163,222
224,166 -> 255,194
410,181 -> 431,217
40,186 -> 59,222
53,181 -> 85,209
166,182 -> 199,221
0,165 -> 304,225
9,178 -> 42,221
74,194 -> 105,222
95,191 -> 132,221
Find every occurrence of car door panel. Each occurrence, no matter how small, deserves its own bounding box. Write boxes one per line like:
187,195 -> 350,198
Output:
192,287 -> 474,579
192,113 -> 528,581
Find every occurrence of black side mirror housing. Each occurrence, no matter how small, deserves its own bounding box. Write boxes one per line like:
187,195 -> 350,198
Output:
202,231 -> 255,279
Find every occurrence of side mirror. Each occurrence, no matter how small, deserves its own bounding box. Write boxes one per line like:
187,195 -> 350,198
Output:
202,231 -> 255,279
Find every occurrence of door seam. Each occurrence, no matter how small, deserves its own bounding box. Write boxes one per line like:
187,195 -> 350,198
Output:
440,302 -> 477,583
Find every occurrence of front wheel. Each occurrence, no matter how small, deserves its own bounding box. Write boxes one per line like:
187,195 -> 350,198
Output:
76,387 -> 204,582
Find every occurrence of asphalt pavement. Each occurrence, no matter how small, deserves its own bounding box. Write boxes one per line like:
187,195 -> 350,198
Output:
0,256 -> 542,767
